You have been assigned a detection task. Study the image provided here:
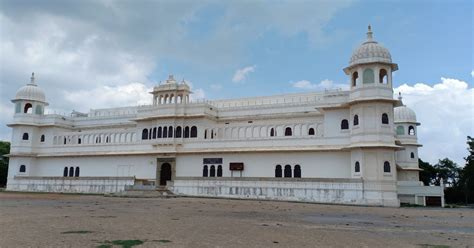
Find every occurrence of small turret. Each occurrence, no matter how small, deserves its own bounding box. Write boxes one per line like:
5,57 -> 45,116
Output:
12,72 -> 48,115
150,75 -> 192,105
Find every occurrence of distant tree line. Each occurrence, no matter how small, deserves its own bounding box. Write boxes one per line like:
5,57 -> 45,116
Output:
419,136 -> 474,204
0,141 -> 10,187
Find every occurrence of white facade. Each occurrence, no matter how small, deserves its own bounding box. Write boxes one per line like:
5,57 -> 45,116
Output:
6,26 -> 444,207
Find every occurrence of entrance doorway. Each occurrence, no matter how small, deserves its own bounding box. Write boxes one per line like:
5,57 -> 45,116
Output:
160,163 -> 172,186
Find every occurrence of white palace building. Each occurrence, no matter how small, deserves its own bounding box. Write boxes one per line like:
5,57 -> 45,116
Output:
6,27 -> 444,207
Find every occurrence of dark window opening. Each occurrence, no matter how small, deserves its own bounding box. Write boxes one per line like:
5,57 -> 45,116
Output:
190,126 -> 197,138
285,127 -> 292,136
74,167 -> 80,177
353,115 -> 359,126
284,165 -> 292,178
270,128 -> 275,137
40,134 -> 45,142
204,130 -> 207,139
379,69 -> 388,84
382,113 -> 389,124
217,165 -> 222,177
163,126 -> 168,138
168,126 -> 173,138
19,165 -> 26,173
24,103 -> 33,113
352,71 -> 358,87
152,127 -> 157,139
341,119 -> 349,130
275,165 -> 282,178
69,167 -> 74,177
210,165 -> 216,177
63,167 -> 68,177
158,127 -> 162,138
184,126 -> 190,138
410,152 -> 415,159
408,126 -> 415,135
142,129 -> 149,140
383,161 -> 391,173
22,133 -> 29,140
355,161 -> 360,173
203,165 -> 208,177
308,128 -> 315,135
78,138 -> 81,144
294,164 -> 301,178
175,126 -> 182,138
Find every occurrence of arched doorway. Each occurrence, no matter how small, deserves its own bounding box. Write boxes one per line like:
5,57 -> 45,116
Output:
160,163 -> 172,186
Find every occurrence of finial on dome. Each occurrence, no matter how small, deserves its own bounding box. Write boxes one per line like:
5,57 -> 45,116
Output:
366,24 -> 373,41
29,72 -> 36,85
398,92 -> 403,101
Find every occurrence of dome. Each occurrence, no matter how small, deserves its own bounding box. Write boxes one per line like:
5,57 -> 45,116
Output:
13,73 -> 47,103
349,26 -> 394,67
394,105 -> 417,123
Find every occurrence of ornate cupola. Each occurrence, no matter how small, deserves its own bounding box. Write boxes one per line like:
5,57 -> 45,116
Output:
344,25 -> 398,103
150,75 -> 192,105
12,72 -> 48,115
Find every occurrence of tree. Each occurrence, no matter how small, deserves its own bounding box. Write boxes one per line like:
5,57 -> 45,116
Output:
419,159 -> 436,186
0,141 -> 10,187
458,136 -> 474,203
433,158 -> 461,187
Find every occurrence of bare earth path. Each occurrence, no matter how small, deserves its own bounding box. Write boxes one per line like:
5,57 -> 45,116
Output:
0,192 -> 473,248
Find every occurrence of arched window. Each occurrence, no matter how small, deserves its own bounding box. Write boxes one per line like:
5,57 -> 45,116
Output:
19,165 -> 26,173
63,167 -> 68,177
353,115 -> 359,126
152,127 -> 157,139
270,128 -> 275,137
69,167 -> 74,177
275,165 -> 282,178
308,128 -> 315,135
363,68 -> 374,84
217,165 -> 223,177
168,126 -> 173,138
95,136 -> 100,143
383,161 -> 391,173
40,134 -> 45,142
175,126 -> 182,138
162,126 -> 167,138
157,127 -> 162,138
396,126 -> 405,135
75,167 -> 80,177
284,165 -> 292,178
22,133 -> 29,140
381,113 -> 389,124
203,165 -> 208,177
210,165 -> 216,177
379,69 -> 388,84
341,119 -> 349,130
105,136 -> 110,143
204,130 -> 207,139
149,128 -> 152,139
78,138 -> 82,144
142,129 -> 148,140
355,161 -> 360,173
184,126 -> 190,138
64,137 -> 67,144
410,152 -> 415,159
24,103 -> 32,113
285,127 -> 292,136
190,126 -> 197,138
294,165 -> 301,178
352,71 -> 359,86
408,126 -> 415,135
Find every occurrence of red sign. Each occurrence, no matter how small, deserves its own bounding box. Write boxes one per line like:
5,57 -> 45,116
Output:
229,163 -> 244,171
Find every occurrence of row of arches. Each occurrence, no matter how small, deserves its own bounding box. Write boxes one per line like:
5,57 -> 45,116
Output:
154,93 -> 190,105
202,165 -> 223,177
63,167 -> 80,177
345,113 -> 390,128
223,123 -> 320,140
352,68 -> 389,86
53,132 -> 136,145
21,133 -> 46,142
275,164 -> 301,178
15,102 -> 44,115
141,126 -> 197,140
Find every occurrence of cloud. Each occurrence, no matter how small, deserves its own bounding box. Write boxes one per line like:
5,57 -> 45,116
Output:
291,79 -> 348,90
394,77 -> 474,166
232,65 -> 256,83
471,70 -> 474,77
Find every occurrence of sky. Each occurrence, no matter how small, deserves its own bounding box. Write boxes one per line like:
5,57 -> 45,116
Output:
0,0 -> 472,166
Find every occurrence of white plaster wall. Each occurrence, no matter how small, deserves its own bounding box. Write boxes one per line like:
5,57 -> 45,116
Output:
175,151 -> 351,178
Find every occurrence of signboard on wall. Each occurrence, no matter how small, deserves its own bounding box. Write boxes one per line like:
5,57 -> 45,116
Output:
229,162 -> 244,171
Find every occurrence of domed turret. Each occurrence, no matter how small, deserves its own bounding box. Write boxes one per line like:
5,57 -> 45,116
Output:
394,105 -> 417,124
12,73 -> 48,115
349,25 -> 395,67
150,75 -> 192,105
13,73 -> 47,103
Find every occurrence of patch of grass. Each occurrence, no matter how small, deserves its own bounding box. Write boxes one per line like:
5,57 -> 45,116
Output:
98,240 -> 144,248
418,244 -> 450,248
61,230 -> 94,234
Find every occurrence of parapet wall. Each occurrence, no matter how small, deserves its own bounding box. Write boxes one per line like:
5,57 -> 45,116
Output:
171,177 -> 399,207
6,176 -> 135,193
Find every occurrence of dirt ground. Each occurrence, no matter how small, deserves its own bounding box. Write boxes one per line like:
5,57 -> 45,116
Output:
0,192 -> 473,248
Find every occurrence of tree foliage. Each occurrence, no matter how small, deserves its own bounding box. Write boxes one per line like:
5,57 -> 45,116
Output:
0,141 -> 10,187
